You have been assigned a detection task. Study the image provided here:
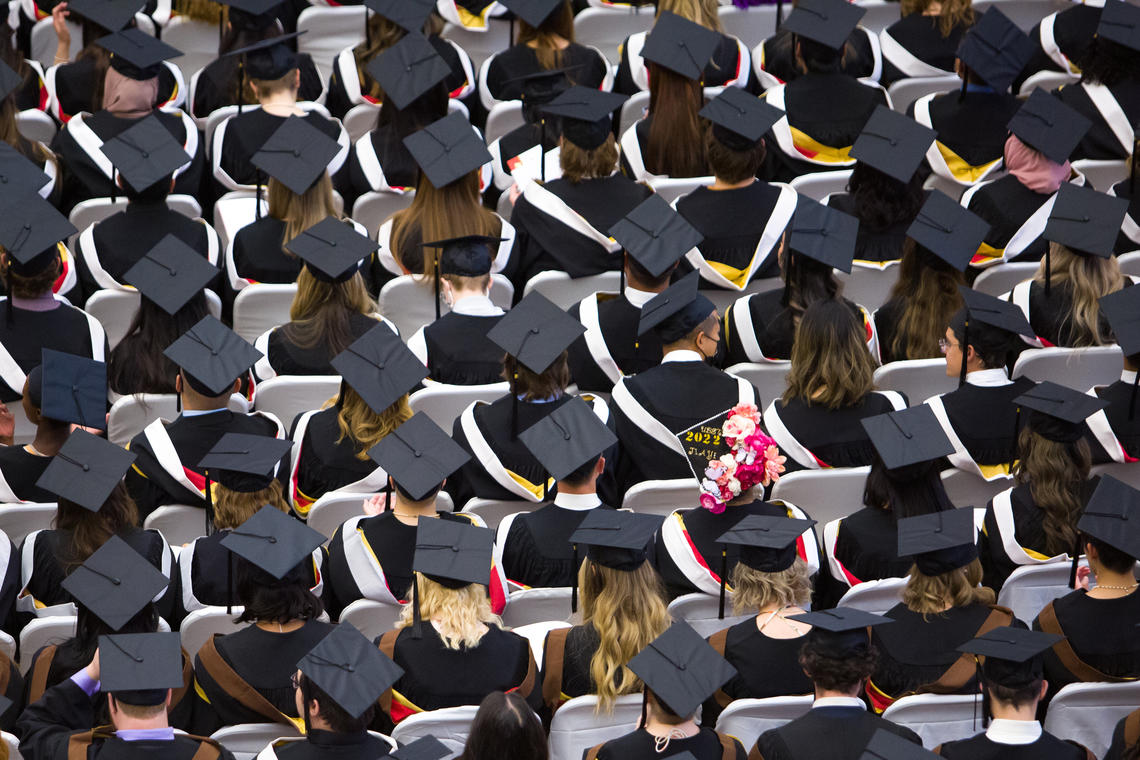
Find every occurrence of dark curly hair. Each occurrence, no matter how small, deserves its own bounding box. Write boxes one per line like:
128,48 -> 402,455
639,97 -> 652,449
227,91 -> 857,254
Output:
948,307 -> 1019,371
1076,37 -> 1139,88
297,671 -> 374,733
234,554 -> 322,624
799,638 -> 879,692
846,162 -> 926,232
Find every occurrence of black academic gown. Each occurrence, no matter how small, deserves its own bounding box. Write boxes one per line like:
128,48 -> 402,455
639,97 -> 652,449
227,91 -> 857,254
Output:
752,704 -> 923,760
1018,3 -> 1100,91
49,59 -> 182,122
1054,79 -> 1140,161
488,122 -> 560,203
12,62 -> 48,113
332,124 -> 419,213
482,43 -> 608,107
410,307 -> 506,386
190,53 -> 324,121
0,535 -> 20,638
1094,372 -> 1140,460
829,507 -> 916,589
565,290 -> 664,394
253,313 -> 384,382
721,292 -> 869,364
539,622 -> 600,710
1105,709 -> 1140,760
703,618 -> 812,726
1111,180 -> 1140,255
907,87 -> 1021,187
616,30 -> 749,94
765,392 -> 907,473
288,405 -> 385,515
927,375 -> 1037,478
499,499 -> 613,589
964,175 -> 1064,267
936,730 -> 1091,759
0,299 -> 107,402
754,28 -> 878,87
1009,278 -> 1131,349
879,15 -> 969,87
216,109 -> 342,189
828,192 -> 926,266
590,728 -> 745,760
260,730 -> 394,760
0,447 -> 56,503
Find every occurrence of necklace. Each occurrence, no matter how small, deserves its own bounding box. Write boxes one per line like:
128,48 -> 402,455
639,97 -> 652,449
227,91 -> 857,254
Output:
1095,582 -> 1138,591
650,727 -> 691,753
758,605 -> 804,635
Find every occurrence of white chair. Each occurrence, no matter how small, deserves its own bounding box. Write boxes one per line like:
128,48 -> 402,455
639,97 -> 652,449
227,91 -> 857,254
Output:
166,195 -> 204,219
573,7 -> 655,64
790,170 -> 852,201
881,694 -> 979,749
887,75 -> 960,114
717,5 -> 783,48
30,17 -> 81,67
461,498 -> 533,532
856,0 -> 901,34
940,468 -> 1012,510
87,289 -> 221,350
409,382 -> 511,431
338,598 -> 404,640
837,264 -> 900,311
107,393 -> 178,447
254,376 -> 340,431
306,492 -> 367,539
1091,462 -> 1140,490
724,362 -> 792,408
484,101 -> 526,145
16,110 -> 56,144
996,562 -> 1076,624
522,271 -> 622,310
296,6 -> 366,74
837,577 -> 906,615
211,189 -> 267,250
714,696 -> 814,752
549,694 -> 644,760
6,402 -> 35,446
20,616 -> 77,674
143,505 -> 209,547
974,0 -> 1065,31
1011,346 -> 1124,390
180,606 -> 247,660
0,503 -> 56,546
873,359 -> 958,406
342,103 -> 380,141
702,278 -> 784,314
621,479 -> 701,517
512,620 -> 571,665
618,90 -> 651,137
971,262 -> 1038,297
770,467 -> 870,527
212,723 -> 301,760
2,730 -> 20,760
1119,251 -> 1140,278
650,177 -> 713,204
232,283 -> 298,342
0,631 -> 16,664
1043,681 -> 1140,760
1072,159 -> 1130,193
163,17 -> 218,84
69,197 -> 130,233
500,587 -> 573,628
351,191 -> 415,234
1018,69 -> 1079,96
390,705 -> 479,759
441,18 -> 512,69
667,593 -> 751,637
379,275 -> 513,339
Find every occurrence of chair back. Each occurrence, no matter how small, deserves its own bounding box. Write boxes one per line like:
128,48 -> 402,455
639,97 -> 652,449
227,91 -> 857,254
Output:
618,90 -> 651,137
714,696 -> 814,751
1018,69 -> 1079,96
69,198 -> 130,234
343,103 -> 380,141
1091,462 -> 1140,490
211,723 -> 301,760
549,694 -> 645,760
855,0 -> 900,33
1043,681 -> 1140,760
144,505 -> 209,547
461,499 -> 532,532
522,271 -> 621,310
1,730 -> 20,760
724,362 -> 791,409
485,101 -> 526,145
667,593 -> 751,637
351,191 -> 415,235
880,693 -> 980,749
306,492 -> 368,542
107,394 -> 178,446
837,263 -> 901,311
232,284 -> 298,342
702,278 -> 783,314
296,6 -> 367,73
378,275 -> 513,338
886,74 -> 960,114
338,598 -> 404,641
16,110 -> 57,144
789,170 -> 853,201
0,503 -> 56,546
500,587 -> 573,628
837,577 -> 906,615
7,399 -> 36,445
650,177 -> 714,204
1011,346 -> 1124,391
771,467 -> 870,526
440,19 -> 512,69
716,5 -> 783,47
996,561 -> 1077,623
1118,252 -> 1140,277
253,375 -> 340,431
390,705 -> 480,760
573,7 -> 655,63
162,17 -> 218,83
19,616 -> 77,674
408,382 -> 511,431
1072,159 -> 1130,192
939,469 -> 1012,511
872,359 -> 957,406
621,479 -> 701,517
165,195 -> 204,219
971,262 -> 1039,297
180,607 -> 248,661
31,17 -> 81,66
511,620 -> 571,664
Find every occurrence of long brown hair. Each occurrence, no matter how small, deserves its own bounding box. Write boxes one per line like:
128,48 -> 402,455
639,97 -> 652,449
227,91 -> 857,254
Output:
901,558 -> 995,616
516,1 -> 574,71
900,0 -> 975,36
888,240 -> 966,360
784,300 -> 875,409
267,174 -> 338,249
656,0 -> 724,31
1034,242 -> 1125,346
1014,426 -> 1092,556
645,64 -> 708,178
282,267 -> 378,355
353,14 -> 444,101
1,96 -> 55,169
389,172 -> 500,276
335,385 -> 413,460
213,480 -> 290,529
559,135 -> 619,184
54,483 -> 140,573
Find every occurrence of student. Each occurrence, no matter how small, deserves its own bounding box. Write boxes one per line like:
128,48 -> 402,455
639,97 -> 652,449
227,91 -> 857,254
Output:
753,0 -> 880,88
0,366 -> 69,503
1110,141 -> 1139,255
461,692 -> 547,760
0,61 -> 57,205
878,0 -> 974,86
485,68 -> 568,210
0,32 -> 48,115
1092,289 -> 1140,460
1020,0 -> 1100,88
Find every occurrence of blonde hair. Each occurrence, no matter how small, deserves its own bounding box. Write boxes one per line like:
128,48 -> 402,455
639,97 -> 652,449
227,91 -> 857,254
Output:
656,0 -> 724,31
335,385 -> 413,460
901,558 -> 995,616
731,557 -> 812,615
213,480 -> 290,530
174,0 -> 222,24
887,240 -> 965,360
1034,242 -> 1125,346
559,135 -> 619,184
398,572 -> 501,650
579,558 -> 671,712
900,0 -> 974,35
783,299 -> 876,409
267,175 -> 338,248
389,172 -> 501,277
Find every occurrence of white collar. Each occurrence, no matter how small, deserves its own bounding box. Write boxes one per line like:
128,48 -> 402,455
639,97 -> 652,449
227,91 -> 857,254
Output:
450,294 -> 504,317
985,719 -> 1043,745
661,349 -> 704,364
812,697 -> 866,710
552,492 -> 601,511
966,368 -> 1013,387
1122,370 -> 1137,384
624,286 -> 658,308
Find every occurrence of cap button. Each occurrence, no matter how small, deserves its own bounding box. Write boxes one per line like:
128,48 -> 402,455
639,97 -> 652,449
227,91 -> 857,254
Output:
820,230 -> 828,236
141,151 -> 149,158
293,150 -> 300,157
72,384 -> 78,391
413,449 -> 423,457
22,223 -> 30,230
169,269 -> 177,276
452,546 -> 459,552
82,464 -> 90,472
210,349 -> 218,356
377,362 -> 385,369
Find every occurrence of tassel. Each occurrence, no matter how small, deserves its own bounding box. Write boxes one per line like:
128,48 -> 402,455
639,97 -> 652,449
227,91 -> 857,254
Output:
255,170 -> 262,221
959,320 -> 969,387
226,547 -> 233,615
571,544 -> 578,614
204,473 -> 214,536
511,373 -> 519,440
775,0 -> 783,30
639,687 -> 648,729
1069,532 -> 1082,589
540,118 -> 546,184
1130,371 -> 1138,421
434,252 -> 441,320
238,59 -> 245,115
412,574 -> 423,639
718,547 -> 727,620
110,168 -> 117,202
1044,247 -> 1052,299
1009,407 -> 1020,475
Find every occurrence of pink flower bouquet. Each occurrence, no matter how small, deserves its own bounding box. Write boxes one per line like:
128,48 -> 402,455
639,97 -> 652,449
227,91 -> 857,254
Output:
697,404 -> 785,513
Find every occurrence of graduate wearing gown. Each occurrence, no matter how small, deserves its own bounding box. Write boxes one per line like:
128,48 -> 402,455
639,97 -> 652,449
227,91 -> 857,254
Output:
878,4 -> 973,87
1020,1 -> 1101,87
0,370 -> 73,506
1091,290 -> 1140,461
614,12 -> 750,95
485,69 -> 567,209
752,25 -> 880,90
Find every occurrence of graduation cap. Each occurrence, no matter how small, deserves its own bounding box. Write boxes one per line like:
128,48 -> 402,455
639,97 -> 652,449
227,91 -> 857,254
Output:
0,194 -> 76,266
955,7 -> 1034,93
0,60 -> 20,103
67,0 -> 144,32
36,430 -> 136,511
626,622 -> 737,718
861,728 -> 941,760
0,144 -> 51,200
421,235 -> 504,319
217,0 -> 284,17
716,513 -> 815,618
97,30 -> 181,80
1044,184 -> 1129,259
700,87 -> 784,150
1007,89 -> 1091,165
390,737 -> 451,760
39,349 -> 107,430
782,0 -> 867,51
1013,380 -> 1107,444
567,507 -> 663,610
637,271 -> 716,342
164,316 -> 261,396
100,114 -> 191,194
906,191 -> 989,272
296,624 -> 404,719
499,0 -> 563,28
413,516 -> 494,588
404,111 -> 493,189
861,405 -> 955,470
509,67 -> 573,108
61,535 -> 168,630
364,0 -> 434,33
541,86 -> 628,150
221,504 -> 325,580
330,322 -> 427,414
787,197 -> 858,273
1097,0 -> 1140,53
284,217 -> 378,284
251,116 -> 342,196
850,106 -> 937,184
640,11 -> 722,81
518,396 -> 617,481
957,626 -> 1062,690
897,508 -> 978,576
1078,475 -> 1140,563
787,607 -> 892,659
222,31 -> 304,112
368,412 -> 471,501
198,432 -> 292,493
609,194 -> 703,279
954,285 -> 1035,385
123,235 -> 220,315
1100,286 -> 1140,358
99,632 -> 185,701
365,31 -> 451,111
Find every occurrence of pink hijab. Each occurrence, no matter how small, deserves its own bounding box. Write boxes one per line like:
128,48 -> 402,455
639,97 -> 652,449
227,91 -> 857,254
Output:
1004,134 -> 1070,194
101,66 -> 159,118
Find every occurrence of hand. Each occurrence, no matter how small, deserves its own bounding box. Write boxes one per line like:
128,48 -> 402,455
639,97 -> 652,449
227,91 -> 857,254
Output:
362,494 -> 386,516
52,3 -> 71,60
1074,565 -> 1092,591
508,183 -> 522,206
0,403 -> 13,445
85,649 -> 100,681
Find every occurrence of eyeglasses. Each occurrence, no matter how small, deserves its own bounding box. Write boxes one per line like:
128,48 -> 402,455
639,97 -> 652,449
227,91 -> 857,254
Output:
291,673 -> 302,690
938,338 -> 952,355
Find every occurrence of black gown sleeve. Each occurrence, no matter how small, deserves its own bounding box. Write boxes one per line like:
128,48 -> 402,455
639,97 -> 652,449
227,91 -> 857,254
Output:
17,678 -> 95,760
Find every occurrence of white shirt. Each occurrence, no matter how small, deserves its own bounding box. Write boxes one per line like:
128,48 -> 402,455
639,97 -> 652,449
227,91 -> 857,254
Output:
966,368 -> 1013,387
1122,370 -> 1137,384
661,349 -> 704,364
811,697 -> 866,710
624,286 -> 658,309
985,719 -> 1043,745
552,492 -> 601,511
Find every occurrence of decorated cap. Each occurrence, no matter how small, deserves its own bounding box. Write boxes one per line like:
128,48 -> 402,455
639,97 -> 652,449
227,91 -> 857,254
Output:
36,430 -> 136,511
717,514 -> 815,573
366,32 -> 451,110
329,322 -> 426,414
850,106 -> 937,184
1007,89 -> 1091,165
518,396 -> 616,481
404,111 -> 493,188
220,504 -> 325,579
252,116 -> 342,196
569,509 -> 662,571
627,622 -> 737,717
61,535 -> 168,630
955,7 -> 1034,93
783,0 -> 866,51
368,412 -> 471,501
296,624 -> 404,718
640,11 -> 721,80
164,316 -> 261,396
609,194 -> 703,279
862,405 -> 955,470
906,191 -> 989,272
285,217 -> 377,283
123,235 -> 220,315
1013,380 -> 1107,443
897,508 -> 978,576
198,433 -> 292,493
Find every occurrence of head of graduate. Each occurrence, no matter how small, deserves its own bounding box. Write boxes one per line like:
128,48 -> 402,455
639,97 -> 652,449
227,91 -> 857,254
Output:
639,273 -> 721,363
944,289 -> 1034,381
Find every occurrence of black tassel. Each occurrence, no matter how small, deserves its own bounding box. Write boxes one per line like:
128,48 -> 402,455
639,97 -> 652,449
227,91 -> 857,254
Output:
718,547 -> 727,620
619,265 -> 625,295
1130,371 -> 1139,421
639,687 -> 648,729
255,170 -> 262,221
958,70 -> 968,103
204,473 -> 214,536
434,252 -> 441,320
384,481 -> 391,512
1010,407 -> 1020,475
1069,532 -> 1082,589
511,373 -> 519,440
571,544 -> 578,614
1044,246 -> 1052,299
972,660 -> 983,730
238,59 -> 245,115
226,547 -> 233,615
775,0 -> 783,30
959,320 -> 969,387
412,574 -> 423,639
110,168 -> 117,202
540,118 -> 546,184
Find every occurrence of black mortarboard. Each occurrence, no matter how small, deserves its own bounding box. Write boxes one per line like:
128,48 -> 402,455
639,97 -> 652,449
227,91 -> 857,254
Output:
0,143 -> 51,198
428,235 -> 499,278
783,0 -> 866,51
61,535 -> 168,630
1098,0 -> 1140,53
40,349 -> 106,429
391,737 -> 451,760
36,430 -> 136,511
569,509 -> 662,571
862,405 -> 955,470
99,632 -> 184,697
488,292 -> 585,374
164,316 -> 261,396
413,517 -> 494,588
637,271 -> 716,341
509,67 -> 573,107
1014,380 -> 1107,443
957,626 -> 1062,688
499,0 -> 563,28
285,217 -> 378,284
404,111 -> 492,188
68,0 -> 143,31
0,60 -> 20,103
198,433 -> 292,493
297,624 -> 404,718
955,7 -> 1034,93
101,114 -> 190,193
1099,287 -> 1140,356
0,194 -> 76,264
123,235 -> 220,315
640,11 -> 721,80
957,286 -> 1035,337
851,106 -> 937,184
787,607 -> 892,658
700,87 -> 784,150
368,413 -> 471,500
97,30 -> 181,80
787,197 -> 858,273
366,32 -> 451,111
861,729 -> 940,760
1044,184 -> 1129,258
364,0 -> 434,33
907,191 -> 989,272
718,514 -> 815,573
541,86 -> 627,150
609,194 -> 703,279
1078,475 -> 1140,560
221,504 -> 325,579
330,323 -> 427,414
218,0 -> 283,16
897,508 -> 978,576
518,396 -> 617,481
627,622 -> 737,718
1007,89 -> 1091,165
223,31 -> 302,68
252,116 -> 341,196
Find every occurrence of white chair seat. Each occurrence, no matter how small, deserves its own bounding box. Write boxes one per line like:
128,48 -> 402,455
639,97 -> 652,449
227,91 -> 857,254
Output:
939,469 -> 1012,511
379,275 -> 513,339
1043,681 -> 1140,760
572,7 -> 654,64
886,75 -> 960,114
880,693 -> 980,749
306,492 -> 368,540
500,587 -> 574,628
872,359 -> 958,406
837,577 -> 906,615
1011,346 -> 1124,391
16,110 -> 56,144
408,382 -> 510,432
522,271 -> 621,311
211,723 -> 301,760
232,284 -> 298,343
296,6 -> 366,75
1072,159 -> 1130,193
461,498 -> 533,532
390,705 -> 479,760
717,5 -> 783,48
770,467 -> 870,527
621,479 -> 701,517
162,17 -> 217,86
180,607 -> 247,660
714,696 -> 814,752
667,593 -> 751,637
143,505 -> 209,548
511,620 -> 571,665
351,191 -> 415,234
19,616 -> 77,674
790,170 -> 852,201
0,503 -> 57,546
837,264 -> 900,311
971,262 -> 1038,298
342,103 -> 380,141
253,376 -> 340,432
549,694 -> 644,760
484,101 -> 526,145
338,598 -> 404,641
996,561 -> 1078,624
